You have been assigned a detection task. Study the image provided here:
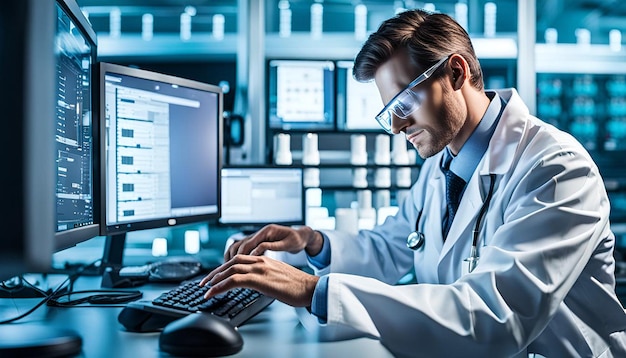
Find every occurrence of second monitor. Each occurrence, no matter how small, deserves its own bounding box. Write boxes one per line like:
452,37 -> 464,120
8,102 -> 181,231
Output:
100,63 -> 223,236
219,167 -> 304,233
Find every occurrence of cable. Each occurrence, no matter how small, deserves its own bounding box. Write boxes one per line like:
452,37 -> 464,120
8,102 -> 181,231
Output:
0,259 -> 101,324
0,276 -> 49,297
47,289 -> 142,307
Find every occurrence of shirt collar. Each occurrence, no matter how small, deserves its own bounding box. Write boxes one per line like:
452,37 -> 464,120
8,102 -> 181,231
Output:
443,91 -> 503,183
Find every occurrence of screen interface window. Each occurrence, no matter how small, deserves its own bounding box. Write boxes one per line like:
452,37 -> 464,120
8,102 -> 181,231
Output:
338,61 -> 383,130
268,60 -> 334,130
55,4 -> 94,233
104,72 -> 219,226
220,168 -> 303,226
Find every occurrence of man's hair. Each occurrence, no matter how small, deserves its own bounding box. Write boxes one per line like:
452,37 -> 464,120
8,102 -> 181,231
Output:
353,9 -> 484,91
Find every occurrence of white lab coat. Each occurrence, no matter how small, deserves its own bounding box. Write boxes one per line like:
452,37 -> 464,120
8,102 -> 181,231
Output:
297,89 -> 626,357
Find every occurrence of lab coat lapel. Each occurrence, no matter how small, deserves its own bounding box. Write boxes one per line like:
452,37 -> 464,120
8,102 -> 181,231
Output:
439,170 -> 484,259
425,166 -> 445,253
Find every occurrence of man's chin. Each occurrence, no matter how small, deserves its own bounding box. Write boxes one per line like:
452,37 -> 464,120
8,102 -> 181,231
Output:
413,145 -> 429,159
412,143 -> 443,159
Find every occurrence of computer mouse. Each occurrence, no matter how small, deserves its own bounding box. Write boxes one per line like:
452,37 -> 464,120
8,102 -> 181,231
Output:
159,313 -> 243,357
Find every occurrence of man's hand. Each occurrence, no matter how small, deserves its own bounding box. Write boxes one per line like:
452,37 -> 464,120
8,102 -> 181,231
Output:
225,224 -> 324,261
199,254 -> 319,308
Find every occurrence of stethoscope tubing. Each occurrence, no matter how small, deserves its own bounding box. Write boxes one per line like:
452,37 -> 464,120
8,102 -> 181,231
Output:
471,173 -> 496,248
407,173 -> 497,272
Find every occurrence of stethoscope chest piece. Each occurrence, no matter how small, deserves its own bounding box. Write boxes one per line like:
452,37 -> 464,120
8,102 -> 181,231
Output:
407,231 -> 425,250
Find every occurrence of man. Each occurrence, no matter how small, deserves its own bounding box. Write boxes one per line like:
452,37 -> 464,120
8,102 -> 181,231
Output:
201,9 -> 626,357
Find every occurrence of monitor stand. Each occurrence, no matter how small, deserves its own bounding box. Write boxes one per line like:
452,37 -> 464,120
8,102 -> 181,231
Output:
100,233 -> 133,288
0,324 -> 82,357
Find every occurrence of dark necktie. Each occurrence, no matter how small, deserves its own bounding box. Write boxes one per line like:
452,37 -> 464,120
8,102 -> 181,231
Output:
441,156 -> 466,240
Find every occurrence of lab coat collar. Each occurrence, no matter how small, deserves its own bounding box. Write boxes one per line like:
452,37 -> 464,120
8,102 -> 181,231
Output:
441,88 -> 529,260
478,88 -> 528,176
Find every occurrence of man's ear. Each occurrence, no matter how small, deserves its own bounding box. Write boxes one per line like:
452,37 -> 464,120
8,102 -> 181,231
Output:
449,55 -> 468,90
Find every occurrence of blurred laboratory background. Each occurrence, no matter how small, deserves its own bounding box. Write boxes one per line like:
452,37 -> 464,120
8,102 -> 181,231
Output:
60,0 -> 626,272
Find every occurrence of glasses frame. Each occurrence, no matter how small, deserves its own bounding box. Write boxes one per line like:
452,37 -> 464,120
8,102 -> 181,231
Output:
374,55 -> 451,134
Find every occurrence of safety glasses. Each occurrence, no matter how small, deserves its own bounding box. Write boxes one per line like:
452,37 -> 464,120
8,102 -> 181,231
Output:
374,55 -> 450,134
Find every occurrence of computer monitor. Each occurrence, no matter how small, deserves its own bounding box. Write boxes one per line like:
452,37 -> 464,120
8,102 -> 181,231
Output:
219,167 -> 304,233
0,1 -> 57,282
99,63 -> 223,236
0,0 -> 98,281
55,0 -> 100,251
267,60 -> 335,131
1,1 -> 94,355
336,61 -> 384,131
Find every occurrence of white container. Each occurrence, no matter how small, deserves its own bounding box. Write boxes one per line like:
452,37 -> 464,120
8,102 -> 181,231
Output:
374,190 -> 391,209
575,28 -> 591,47
142,14 -> 153,41
303,168 -> 320,188
357,189 -> 372,209
396,167 -> 412,188
455,1 -> 468,31
374,168 -> 391,188
334,208 -> 359,235
391,133 -> 410,165
184,230 -> 200,254
484,2 -> 496,38
274,133 -> 292,165
302,133 -> 320,165
212,14 -> 225,41
354,4 -> 367,41
545,28 -> 558,44
310,3 -> 323,39
610,29 -> 622,52
374,134 -> 391,165
305,188 -> 323,207
350,134 -> 368,165
278,0 -> 291,38
352,168 -> 368,188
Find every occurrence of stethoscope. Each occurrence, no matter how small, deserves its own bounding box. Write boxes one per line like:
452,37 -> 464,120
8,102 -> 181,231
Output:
407,173 -> 497,273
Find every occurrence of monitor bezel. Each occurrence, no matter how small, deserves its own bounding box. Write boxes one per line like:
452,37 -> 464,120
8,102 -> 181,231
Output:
54,0 -> 101,252
99,62 -> 223,237
217,165 -> 305,230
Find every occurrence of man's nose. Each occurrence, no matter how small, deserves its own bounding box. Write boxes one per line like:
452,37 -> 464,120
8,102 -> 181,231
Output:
390,113 -> 408,135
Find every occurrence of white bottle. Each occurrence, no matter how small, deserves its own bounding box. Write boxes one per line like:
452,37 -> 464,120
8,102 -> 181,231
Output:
302,133 -> 320,165
484,2 -> 496,38
374,134 -> 391,165
310,3 -> 323,39
455,1 -> 468,31
274,133 -> 292,165
354,4 -> 367,41
350,134 -> 368,165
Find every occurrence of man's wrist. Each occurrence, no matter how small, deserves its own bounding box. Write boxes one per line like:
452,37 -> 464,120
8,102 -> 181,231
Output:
301,227 -> 323,256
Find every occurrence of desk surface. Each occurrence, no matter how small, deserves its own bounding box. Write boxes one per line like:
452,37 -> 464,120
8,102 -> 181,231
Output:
1,275 -> 392,358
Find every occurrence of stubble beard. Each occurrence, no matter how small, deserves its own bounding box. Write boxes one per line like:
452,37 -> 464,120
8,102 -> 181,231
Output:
412,94 -> 465,159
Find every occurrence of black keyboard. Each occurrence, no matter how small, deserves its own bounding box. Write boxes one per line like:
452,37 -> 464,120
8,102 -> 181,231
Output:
118,279 -> 274,332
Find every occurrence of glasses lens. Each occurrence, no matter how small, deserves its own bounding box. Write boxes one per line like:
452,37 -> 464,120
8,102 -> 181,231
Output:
375,110 -> 393,134
391,90 -> 420,118
375,90 -> 419,134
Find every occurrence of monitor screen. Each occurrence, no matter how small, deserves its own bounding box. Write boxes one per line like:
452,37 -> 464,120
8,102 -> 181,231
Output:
267,60 -> 335,131
54,0 -> 100,251
219,167 -> 304,230
100,63 -> 222,235
336,61 -> 384,131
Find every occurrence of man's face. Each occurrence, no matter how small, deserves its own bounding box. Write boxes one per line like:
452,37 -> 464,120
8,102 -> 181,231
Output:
374,53 -> 466,159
